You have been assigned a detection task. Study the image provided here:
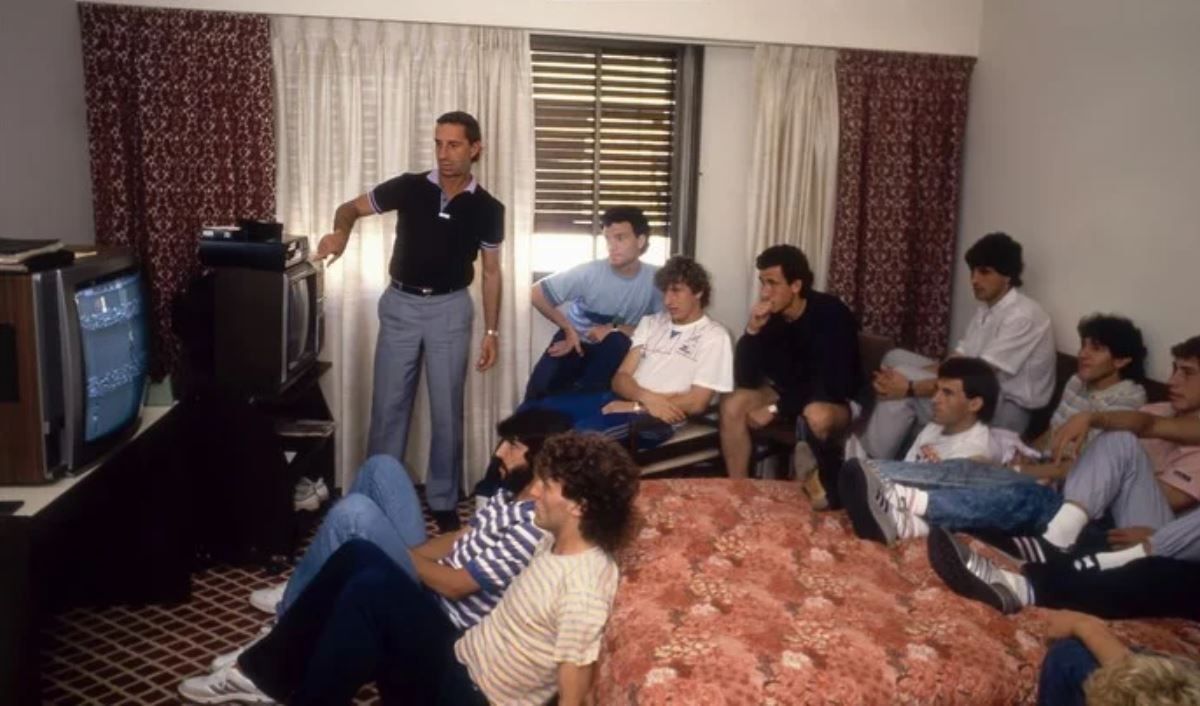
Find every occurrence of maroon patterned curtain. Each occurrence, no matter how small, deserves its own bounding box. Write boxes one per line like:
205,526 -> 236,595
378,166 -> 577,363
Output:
79,3 -> 274,379
827,50 -> 975,357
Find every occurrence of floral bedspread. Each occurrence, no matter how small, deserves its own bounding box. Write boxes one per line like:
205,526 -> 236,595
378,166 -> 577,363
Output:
595,478 -> 1200,705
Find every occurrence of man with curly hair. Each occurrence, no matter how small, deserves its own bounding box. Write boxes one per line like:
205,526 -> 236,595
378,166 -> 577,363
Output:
183,432 -> 640,705
522,254 -> 734,448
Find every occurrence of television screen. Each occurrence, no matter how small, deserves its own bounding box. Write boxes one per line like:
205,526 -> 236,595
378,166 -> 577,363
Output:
286,276 -> 311,371
75,271 -> 149,442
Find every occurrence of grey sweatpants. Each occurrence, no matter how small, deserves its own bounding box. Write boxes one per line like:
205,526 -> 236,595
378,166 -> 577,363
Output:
1062,430 -> 1200,560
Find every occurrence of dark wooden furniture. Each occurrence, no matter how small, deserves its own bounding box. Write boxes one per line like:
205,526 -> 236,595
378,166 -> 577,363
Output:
0,406 -> 185,706
0,273 -> 51,483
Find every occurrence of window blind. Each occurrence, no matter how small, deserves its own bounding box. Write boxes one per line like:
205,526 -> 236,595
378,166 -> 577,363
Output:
532,40 -> 679,238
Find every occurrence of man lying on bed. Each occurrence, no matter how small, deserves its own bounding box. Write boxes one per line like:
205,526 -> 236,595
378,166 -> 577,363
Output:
521,255 -> 734,448
182,432 -> 640,706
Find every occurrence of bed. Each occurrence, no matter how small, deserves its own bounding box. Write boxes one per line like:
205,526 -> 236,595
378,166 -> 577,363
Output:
595,478 -> 1200,704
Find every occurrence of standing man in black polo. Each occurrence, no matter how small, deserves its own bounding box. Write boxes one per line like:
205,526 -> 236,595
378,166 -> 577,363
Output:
316,111 -> 504,531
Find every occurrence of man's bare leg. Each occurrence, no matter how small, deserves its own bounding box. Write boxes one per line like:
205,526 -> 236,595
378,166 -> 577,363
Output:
719,386 -> 778,478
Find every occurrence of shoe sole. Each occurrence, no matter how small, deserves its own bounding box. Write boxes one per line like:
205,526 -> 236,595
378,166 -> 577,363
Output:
927,528 -> 1015,614
840,461 -> 894,546
177,684 -> 276,704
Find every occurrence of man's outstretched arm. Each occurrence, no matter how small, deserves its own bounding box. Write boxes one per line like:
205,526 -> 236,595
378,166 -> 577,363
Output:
1053,410 -> 1200,462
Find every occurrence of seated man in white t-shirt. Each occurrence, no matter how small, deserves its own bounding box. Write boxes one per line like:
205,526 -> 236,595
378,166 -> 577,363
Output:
902,357 -> 1001,464
521,255 -> 734,447
863,232 -> 1056,460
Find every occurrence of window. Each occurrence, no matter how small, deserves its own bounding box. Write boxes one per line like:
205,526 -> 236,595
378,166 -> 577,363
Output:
531,37 -> 701,278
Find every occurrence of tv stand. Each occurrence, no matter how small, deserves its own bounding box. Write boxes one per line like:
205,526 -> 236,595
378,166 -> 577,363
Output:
0,405 -> 182,706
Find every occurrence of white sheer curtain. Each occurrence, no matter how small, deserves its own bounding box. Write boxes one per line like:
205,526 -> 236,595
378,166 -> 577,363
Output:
272,17 -> 535,490
746,45 -> 839,291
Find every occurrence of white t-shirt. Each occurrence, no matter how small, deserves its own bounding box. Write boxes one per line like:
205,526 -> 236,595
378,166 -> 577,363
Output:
905,421 -> 995,463
955,288 -> 1056,409
629,312 -> 734,395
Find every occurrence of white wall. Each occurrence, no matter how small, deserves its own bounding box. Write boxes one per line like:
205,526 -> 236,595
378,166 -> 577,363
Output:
694,46 -> 755,334
955,0 -> 1200,380
86,0 -> 981,56
0,0 -> 94,243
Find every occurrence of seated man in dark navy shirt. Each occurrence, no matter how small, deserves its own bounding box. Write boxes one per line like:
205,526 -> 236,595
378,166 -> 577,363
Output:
720,245 -> 860,502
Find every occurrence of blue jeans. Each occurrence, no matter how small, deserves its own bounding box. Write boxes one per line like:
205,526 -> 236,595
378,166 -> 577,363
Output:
1036,638 -> 1097,706
518,391 -> 675,448
524,328 -> 632,401
279,455 -> 428,615
872,458 -> 1034,490
924,481 -> 1064,534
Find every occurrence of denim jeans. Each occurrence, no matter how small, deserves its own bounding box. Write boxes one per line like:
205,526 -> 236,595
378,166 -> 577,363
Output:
871,458 -> 1034,490
1036,638 -> 1096,706
924,481 -> 1063,535
279,455 -> 428,615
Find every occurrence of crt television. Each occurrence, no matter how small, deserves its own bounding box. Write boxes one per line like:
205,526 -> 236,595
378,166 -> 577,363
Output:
0,249 -> 150,483
213,260 -> 324,397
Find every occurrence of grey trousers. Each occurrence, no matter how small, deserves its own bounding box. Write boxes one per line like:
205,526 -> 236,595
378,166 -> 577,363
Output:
1062,430 -> 1200,560
1063,430 -> 1175,524
1151,507 -> 1200,561
861,348 -> 1032,459
367,286 -> 473,512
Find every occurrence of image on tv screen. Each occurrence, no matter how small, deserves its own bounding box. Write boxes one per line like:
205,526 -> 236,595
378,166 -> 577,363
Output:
287,276 -> 311,370
76,272 -> 149,442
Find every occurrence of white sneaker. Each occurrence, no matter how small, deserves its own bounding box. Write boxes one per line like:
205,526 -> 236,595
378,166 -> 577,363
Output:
293,478 -> 320,512
209,625 -> 271,672
841,459 -> 927,546
313,477 -> 330,502
249,582 -> 286,616
178,664 -> 275,704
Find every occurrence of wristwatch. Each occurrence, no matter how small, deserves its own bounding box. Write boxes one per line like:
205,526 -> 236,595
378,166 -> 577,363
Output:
485,329 -> 499,338
632,401 -> 643,413
767,403 -> 779,415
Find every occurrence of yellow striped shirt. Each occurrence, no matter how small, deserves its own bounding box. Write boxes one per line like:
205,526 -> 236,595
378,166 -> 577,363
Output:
454,537 -> 618,705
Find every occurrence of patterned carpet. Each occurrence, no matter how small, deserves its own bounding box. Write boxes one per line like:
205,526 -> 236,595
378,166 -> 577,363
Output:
39,493 -> 473,705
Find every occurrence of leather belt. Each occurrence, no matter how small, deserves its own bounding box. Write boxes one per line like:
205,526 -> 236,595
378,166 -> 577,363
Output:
390,280 -> 462,297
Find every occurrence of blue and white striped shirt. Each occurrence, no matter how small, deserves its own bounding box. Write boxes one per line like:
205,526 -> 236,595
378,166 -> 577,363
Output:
439,490 -> 543,630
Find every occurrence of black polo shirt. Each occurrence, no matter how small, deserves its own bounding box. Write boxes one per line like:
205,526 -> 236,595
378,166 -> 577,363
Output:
370,171 -> 505,291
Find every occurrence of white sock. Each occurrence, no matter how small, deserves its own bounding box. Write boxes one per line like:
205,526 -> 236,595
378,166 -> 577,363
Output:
908,487 -> 929,517
997,568 -> 1034,606
1090,543 -> 1149,571
1042,503 -> 1089,549
888,483 -> 930,539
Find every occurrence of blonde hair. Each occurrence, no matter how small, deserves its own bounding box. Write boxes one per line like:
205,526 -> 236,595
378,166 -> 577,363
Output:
1085,653 -> 1200,706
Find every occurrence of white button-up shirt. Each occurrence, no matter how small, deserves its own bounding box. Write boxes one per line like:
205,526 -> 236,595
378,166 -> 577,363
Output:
955,287 -> 1056,409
